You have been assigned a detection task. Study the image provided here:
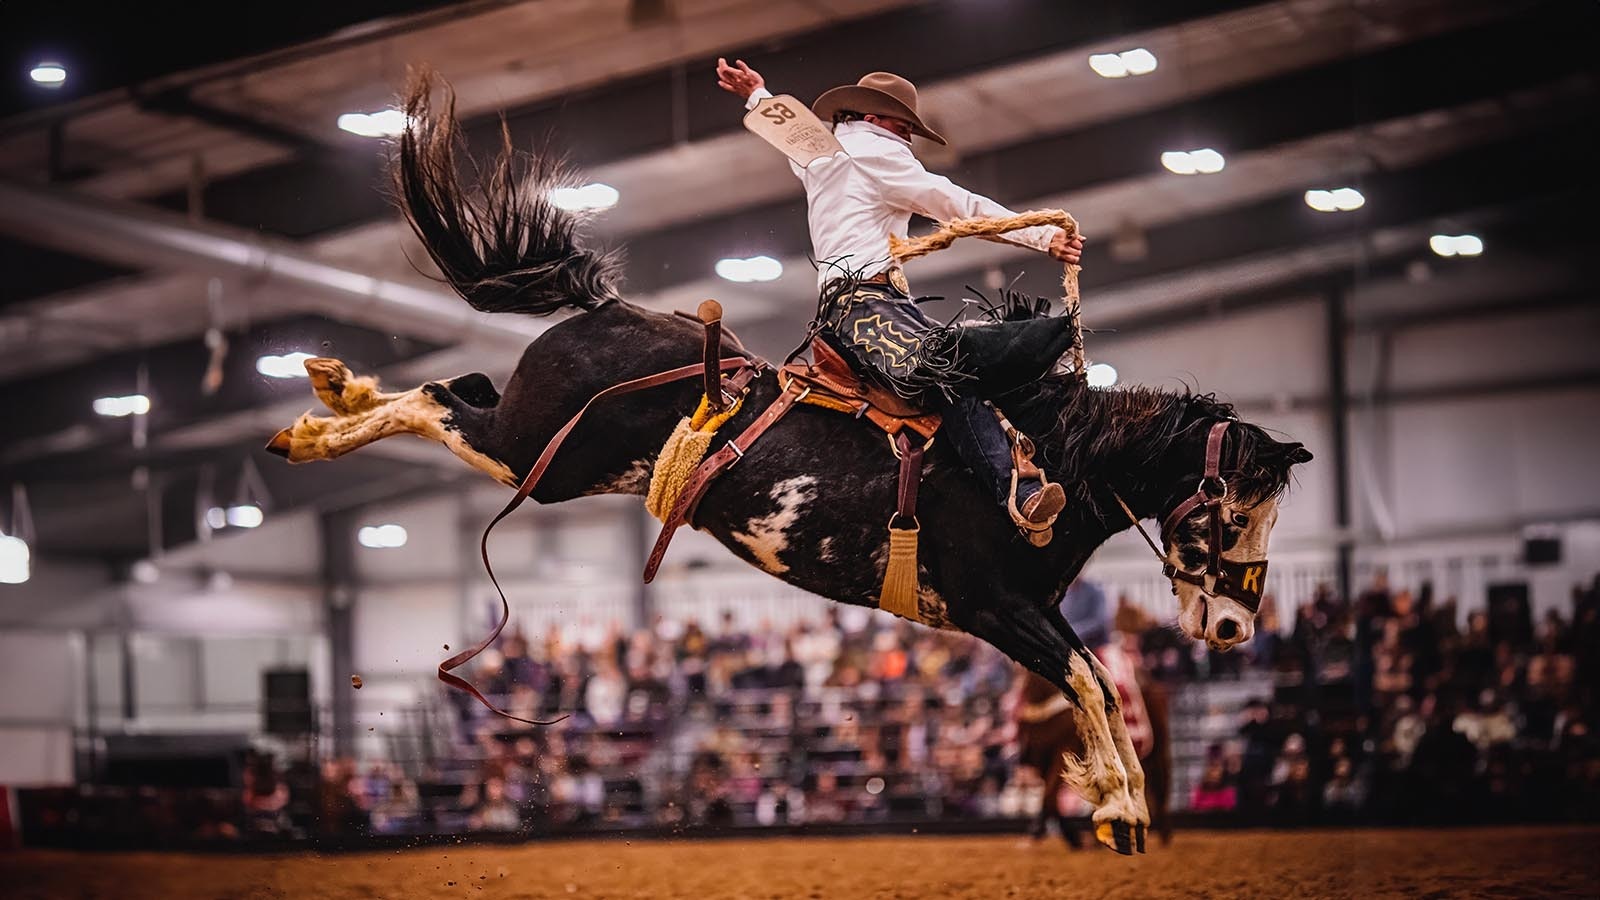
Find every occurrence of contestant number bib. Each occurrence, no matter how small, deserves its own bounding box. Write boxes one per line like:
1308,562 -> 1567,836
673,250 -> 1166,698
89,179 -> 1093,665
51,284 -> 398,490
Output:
743,95 -> 844,168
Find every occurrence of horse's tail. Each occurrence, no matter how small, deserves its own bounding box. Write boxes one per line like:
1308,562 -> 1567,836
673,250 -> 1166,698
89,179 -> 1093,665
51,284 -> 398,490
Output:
391,69 -> 621,317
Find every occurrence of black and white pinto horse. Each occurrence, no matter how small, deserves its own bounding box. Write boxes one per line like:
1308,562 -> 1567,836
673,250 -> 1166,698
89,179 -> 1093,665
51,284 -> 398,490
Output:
268,78 -> 1312,854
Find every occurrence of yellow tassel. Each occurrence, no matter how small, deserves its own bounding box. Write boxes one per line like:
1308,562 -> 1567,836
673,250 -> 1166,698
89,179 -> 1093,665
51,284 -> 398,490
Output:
878,524 -> 922,622
646,392 -> 744,522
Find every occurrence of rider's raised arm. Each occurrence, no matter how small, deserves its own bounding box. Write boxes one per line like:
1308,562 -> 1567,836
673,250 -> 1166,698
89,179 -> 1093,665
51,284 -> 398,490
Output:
860,142 -> 1062,255
716,57 -> 771,109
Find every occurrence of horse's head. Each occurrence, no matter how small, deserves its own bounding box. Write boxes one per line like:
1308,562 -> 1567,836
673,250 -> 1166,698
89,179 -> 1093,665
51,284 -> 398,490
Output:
997,374 -> 1314,653
1154,414 -> 1312,651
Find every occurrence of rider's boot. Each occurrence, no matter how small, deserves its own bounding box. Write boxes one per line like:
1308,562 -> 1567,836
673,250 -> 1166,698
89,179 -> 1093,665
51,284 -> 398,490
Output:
1013,476 -> 1066,547
943,397 -> 1064,545
1005,423 -> 1064,546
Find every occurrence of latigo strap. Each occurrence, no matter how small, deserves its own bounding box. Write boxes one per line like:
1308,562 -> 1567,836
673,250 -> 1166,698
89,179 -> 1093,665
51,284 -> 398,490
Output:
879,432 -> 928,622
444,356 -> 754,725
643,376 -> 803,582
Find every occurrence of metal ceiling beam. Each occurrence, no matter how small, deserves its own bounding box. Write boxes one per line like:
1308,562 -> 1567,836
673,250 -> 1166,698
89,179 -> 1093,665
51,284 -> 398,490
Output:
914,117 -> 1598,317
0,0 -> 1267,299
614,9 -> 1596,296
0,178 -> 547,349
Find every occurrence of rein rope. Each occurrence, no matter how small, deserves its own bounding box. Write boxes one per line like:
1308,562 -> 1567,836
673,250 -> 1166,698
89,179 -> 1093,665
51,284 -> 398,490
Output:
888,209 -> 1085,375
440,356 -> 752,726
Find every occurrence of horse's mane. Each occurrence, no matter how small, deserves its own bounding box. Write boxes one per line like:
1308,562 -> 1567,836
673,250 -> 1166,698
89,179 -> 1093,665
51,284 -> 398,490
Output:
1000,374 -> 1293,508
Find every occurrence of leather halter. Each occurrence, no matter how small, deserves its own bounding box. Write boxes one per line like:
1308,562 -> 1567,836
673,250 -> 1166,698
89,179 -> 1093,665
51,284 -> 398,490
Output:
1113,421 -> 1269,616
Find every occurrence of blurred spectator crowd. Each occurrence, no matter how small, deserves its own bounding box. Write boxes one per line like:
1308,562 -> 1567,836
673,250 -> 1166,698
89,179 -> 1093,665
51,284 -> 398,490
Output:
20,573 -> 1598,844
1184,573 -> 1599,825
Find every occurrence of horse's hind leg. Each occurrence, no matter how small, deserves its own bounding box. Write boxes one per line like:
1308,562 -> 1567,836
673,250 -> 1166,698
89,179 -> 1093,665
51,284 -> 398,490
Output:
267,361 -> 516,486
965,605 -> 1141,855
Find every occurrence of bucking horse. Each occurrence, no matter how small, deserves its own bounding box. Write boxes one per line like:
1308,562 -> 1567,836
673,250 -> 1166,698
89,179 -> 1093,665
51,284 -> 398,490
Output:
267,75 -> 1311,854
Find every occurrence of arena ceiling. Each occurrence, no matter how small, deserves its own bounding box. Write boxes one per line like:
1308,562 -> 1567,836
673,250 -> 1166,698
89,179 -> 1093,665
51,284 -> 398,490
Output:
0,0 -> 1593,565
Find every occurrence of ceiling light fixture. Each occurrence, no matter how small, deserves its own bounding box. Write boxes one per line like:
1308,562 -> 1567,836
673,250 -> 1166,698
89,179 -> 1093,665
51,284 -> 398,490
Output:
226,505 -> 263,528
1429,234 -> 1484,257
1085,362 -> 1118,388
93,394 -> 150,417
715,255 -> 784,283
1161,148 -> 1225,175
337,109 -> 409,138
29,62 -> 66,88
1089,48 -> 1157,79
548,183 -> 620,212
358,524 -> 409,549
206,504 -> 263,530
130,559 -> 160,585
0,533 -> 29,584
256,352 -> 316,379
1305,187 -> 1366,212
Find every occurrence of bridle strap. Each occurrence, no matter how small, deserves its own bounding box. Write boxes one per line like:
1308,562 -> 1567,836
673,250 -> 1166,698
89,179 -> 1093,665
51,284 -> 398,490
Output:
1160,421 -> 1231,538
1110,420 -> 1266,615
439,356 -> 757,725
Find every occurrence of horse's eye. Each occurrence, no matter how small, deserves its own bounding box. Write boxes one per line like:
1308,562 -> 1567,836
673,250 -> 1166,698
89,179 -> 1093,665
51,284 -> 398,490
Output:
1231,513 -> 1250,528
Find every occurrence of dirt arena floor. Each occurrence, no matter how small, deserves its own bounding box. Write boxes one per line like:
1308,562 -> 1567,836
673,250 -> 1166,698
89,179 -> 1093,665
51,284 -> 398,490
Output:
4,826 -> 1596,899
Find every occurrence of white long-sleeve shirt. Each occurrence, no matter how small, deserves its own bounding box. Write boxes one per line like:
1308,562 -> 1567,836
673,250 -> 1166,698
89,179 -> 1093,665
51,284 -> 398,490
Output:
745,87 -> 1061,290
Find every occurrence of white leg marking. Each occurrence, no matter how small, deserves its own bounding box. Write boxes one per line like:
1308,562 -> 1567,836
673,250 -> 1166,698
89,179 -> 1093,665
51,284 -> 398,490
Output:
1085,651 -> 1150,826
915,586 -> 955,630
280,374 -> 516,487
1059,653 -> 1137,828
817,537 -> 835,563
583,458 -> 654,497
730,476 -> 817,575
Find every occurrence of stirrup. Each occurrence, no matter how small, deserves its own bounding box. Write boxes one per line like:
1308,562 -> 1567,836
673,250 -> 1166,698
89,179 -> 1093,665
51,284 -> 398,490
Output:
1006,469 -> 1061,547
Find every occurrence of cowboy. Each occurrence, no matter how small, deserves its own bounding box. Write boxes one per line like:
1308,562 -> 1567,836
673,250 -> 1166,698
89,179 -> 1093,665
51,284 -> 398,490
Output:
717,59 -> 1085,543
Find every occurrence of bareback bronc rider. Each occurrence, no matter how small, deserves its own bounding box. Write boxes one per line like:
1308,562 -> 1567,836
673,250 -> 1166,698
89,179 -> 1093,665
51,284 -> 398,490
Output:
717,59 -> 1086,545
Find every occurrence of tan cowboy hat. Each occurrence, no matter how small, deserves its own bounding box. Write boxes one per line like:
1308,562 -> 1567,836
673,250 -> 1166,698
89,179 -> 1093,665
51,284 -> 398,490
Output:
812,72 -> 946,145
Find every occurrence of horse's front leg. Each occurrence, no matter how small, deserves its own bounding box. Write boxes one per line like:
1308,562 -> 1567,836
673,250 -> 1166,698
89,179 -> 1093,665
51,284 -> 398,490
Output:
964,605 -> 1142,855
1043,608 -> 1151,845
267,358 -> 516,486
1078,647 -> 1150,843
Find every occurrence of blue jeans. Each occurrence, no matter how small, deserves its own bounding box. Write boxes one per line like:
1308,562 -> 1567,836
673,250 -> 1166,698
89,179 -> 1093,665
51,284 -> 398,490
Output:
943,396 -> 1040,507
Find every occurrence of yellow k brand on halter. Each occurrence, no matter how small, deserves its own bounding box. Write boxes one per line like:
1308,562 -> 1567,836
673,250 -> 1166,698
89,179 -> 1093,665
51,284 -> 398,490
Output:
1114,421 -> 1270,616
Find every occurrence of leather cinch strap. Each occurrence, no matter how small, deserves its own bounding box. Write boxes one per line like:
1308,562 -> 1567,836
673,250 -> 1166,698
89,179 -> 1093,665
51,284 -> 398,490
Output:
441,356 -> 753,725
893,432 -> 923,526
642,378 -> 807,582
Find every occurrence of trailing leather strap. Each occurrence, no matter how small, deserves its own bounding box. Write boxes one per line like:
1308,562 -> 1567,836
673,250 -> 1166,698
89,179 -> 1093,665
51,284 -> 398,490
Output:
441,356 -> 752,725
643,378 -> 806,582
879,432 -> 926,621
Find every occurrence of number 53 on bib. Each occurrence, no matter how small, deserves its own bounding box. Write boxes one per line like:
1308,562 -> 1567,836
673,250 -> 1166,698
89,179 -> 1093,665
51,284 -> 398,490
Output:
742,94 -> 845,168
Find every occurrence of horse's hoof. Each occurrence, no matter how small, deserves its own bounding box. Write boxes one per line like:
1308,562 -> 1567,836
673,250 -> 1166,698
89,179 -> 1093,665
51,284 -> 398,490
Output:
1135,823 -> 1147,854
305,358 -> 350,410
265,427 -> 293,459
1094,821 -> 1135,856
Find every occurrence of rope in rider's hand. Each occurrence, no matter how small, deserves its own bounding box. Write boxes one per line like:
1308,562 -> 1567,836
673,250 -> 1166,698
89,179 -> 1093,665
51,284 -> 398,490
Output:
889,209 -> 1085,374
